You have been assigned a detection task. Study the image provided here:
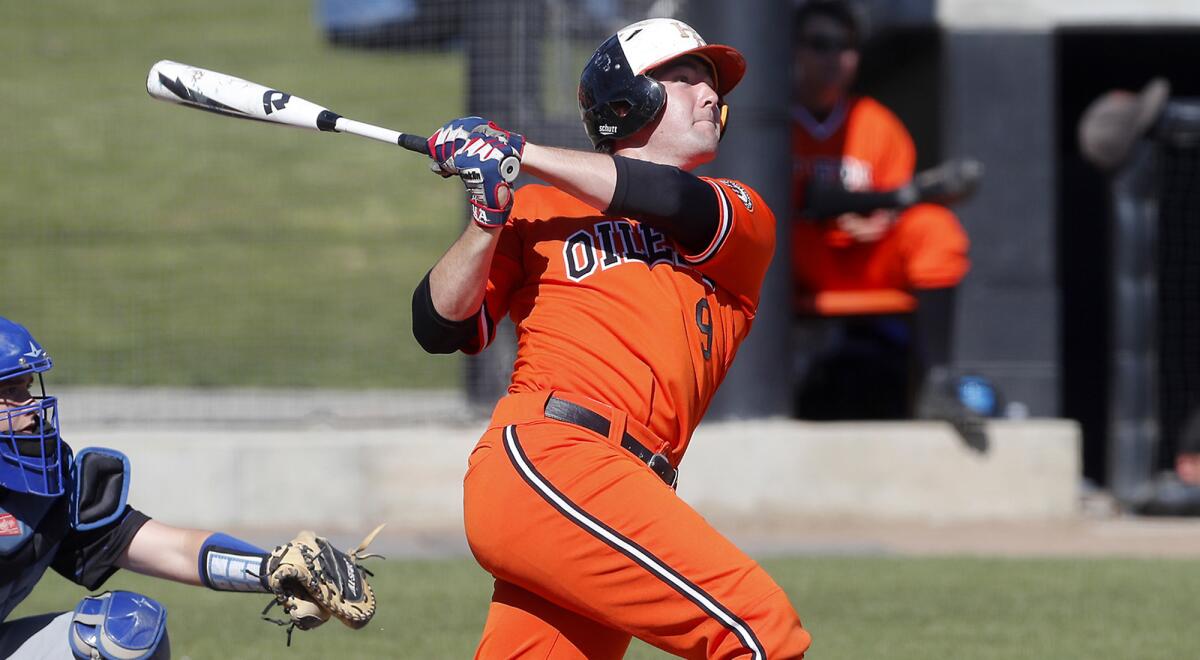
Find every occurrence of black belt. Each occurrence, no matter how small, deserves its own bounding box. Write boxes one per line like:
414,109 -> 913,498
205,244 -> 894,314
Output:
544,396 -> 678,488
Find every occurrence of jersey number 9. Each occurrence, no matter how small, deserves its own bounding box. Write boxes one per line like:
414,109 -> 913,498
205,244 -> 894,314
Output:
695,298 -> 713,360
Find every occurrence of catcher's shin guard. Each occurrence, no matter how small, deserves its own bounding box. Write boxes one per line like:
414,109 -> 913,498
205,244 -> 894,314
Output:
68,591 -> 170,660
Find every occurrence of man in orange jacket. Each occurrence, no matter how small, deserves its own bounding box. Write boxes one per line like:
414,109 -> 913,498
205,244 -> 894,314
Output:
791,0 -> 980,442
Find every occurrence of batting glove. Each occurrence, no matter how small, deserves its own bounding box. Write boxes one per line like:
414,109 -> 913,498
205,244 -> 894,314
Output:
450,135 -> 522,227
427,117 -> 525,176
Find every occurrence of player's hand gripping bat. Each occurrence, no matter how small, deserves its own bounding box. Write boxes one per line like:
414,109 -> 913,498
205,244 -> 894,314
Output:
146,60 -> 519,182
801,158 -> 984,220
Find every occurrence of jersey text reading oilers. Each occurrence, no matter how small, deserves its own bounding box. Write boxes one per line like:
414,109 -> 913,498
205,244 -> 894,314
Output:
472,179 -> 773,456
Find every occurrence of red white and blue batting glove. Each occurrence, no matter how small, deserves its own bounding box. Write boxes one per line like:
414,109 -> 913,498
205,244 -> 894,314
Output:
427,116 -> 487,173
427,117 -> 525,177
451,135 -> 523,227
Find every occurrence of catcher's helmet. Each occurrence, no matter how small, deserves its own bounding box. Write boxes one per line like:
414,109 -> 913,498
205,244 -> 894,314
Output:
579,18 -> 746,151
0,317 -> 67,496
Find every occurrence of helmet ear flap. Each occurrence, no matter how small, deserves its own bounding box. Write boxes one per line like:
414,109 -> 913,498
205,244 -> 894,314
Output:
579,31 -> 670,151
581,74 -> 667,151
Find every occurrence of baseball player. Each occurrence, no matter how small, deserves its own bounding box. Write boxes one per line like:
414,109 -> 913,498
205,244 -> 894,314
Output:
0,316 -> 375,659
412,18 -> 811,659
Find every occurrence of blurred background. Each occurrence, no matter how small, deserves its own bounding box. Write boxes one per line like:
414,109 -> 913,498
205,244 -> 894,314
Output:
7,1 -> 1200,657
4,0 -> 1200,518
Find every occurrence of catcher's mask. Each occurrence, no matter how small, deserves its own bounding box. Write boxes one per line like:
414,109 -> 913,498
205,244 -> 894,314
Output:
578,18 -> 746,151
0,316 -> 67,497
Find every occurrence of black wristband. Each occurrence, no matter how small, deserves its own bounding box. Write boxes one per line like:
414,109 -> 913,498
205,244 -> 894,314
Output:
605,155 -> 719,254
411,270 -> 480,354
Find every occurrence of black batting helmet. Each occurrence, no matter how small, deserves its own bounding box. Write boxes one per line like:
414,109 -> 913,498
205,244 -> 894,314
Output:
578,18 -> 746,151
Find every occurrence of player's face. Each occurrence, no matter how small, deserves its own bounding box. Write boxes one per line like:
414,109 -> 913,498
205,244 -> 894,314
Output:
635,57 -> 722,170
0,374 -> 38,434
793,14 -> 859,111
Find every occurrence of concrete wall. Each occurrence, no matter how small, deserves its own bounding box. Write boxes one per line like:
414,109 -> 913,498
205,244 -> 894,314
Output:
943,31 -> 1061,417
681,419 -> 1079,522
71,418 -> 1080,535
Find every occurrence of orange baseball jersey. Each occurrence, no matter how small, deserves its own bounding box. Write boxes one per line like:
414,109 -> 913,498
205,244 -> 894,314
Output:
791,95 -> 915,247
792,95 -> 915,196
462,178 -> 773,458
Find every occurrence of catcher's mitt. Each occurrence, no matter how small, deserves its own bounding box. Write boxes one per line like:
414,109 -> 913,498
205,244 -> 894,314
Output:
261,524 -> 385,642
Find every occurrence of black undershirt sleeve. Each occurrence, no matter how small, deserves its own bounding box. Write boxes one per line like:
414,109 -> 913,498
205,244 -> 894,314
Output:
411,270 -> 480,354
52,506 -> 151,591
801,181 -> 914,220
604,155 -> 719,255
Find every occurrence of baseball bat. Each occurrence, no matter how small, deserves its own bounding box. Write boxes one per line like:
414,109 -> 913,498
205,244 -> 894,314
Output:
802,158 -> 984,219
146,59 -> 429,153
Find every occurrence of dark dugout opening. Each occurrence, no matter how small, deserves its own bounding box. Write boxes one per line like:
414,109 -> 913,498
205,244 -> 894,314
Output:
1057,28 -> 1200,487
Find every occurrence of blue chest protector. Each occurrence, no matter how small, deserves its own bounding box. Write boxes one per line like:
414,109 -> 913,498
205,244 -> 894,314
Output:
67,448 -> 131,533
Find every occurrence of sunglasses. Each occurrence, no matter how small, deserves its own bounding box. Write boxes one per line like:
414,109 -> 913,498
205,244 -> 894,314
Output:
800,34 -> 856,54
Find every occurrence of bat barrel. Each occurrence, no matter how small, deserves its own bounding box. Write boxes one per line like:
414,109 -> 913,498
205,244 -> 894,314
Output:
147,60 -> 429,155
147,59 -> 331,131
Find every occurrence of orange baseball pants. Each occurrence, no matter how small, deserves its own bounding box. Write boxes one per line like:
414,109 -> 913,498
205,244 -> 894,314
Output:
792,203 -> 970,293
463,391 -> 811,659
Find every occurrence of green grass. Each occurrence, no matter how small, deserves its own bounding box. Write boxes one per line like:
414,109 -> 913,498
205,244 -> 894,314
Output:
12,556 -> 1199,658
2,1 -> 465,387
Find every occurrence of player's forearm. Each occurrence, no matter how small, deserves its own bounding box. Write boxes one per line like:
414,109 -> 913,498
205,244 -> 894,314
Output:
118,520 -> 210,586
521,143 -> 617,212
428,222 -> 502,321
122,520 -> 277,593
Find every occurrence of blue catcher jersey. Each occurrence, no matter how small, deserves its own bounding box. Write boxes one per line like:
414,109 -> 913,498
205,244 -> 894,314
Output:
0,491 -> 70,621
0,486 -> 150,622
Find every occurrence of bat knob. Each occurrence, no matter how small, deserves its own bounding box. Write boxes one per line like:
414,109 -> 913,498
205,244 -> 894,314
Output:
499,156 -> 521,183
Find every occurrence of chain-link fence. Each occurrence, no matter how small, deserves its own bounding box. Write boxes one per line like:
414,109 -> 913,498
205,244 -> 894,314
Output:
6,1 -> 465,397
1109,100 -> 1200,501
1156,103 -> 1200,468
3,0 -> 693,423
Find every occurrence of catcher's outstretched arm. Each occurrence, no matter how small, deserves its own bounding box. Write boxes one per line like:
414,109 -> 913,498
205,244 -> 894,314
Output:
118,520 -> 267,590
120,518 -> 384,640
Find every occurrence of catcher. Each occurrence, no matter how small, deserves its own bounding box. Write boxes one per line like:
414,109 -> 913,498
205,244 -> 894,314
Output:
0,316 -> 379,659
